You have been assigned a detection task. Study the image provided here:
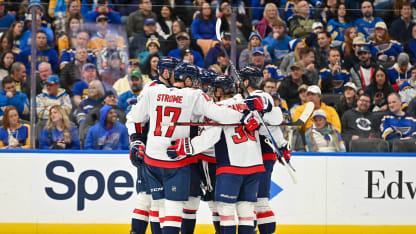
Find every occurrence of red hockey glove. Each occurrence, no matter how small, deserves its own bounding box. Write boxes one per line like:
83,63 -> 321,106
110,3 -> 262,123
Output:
130,140 -> 146,167
278,144 -> 291,165
241,110 -> 260,132
167,138 -> 193,159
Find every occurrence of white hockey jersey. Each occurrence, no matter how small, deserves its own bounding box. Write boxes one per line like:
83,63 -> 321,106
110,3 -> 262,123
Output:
191,94 -> 265,175
126,85 -> 244,168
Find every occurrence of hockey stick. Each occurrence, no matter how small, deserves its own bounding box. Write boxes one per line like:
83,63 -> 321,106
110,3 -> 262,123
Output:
215,19 -> 298,184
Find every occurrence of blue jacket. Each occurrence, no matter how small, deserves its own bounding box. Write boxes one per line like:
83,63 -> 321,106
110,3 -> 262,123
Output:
117,90 -> 140,113
262,34 -> 292,64
84,105 -> 129,150
39,126 -> 80,149
0,91 -> 29,117
370,40 -> 403,59
319,66 -> 351,94
17,47 -> 59,74
327,19 -> 354,42
191,17 -> 217,40
19,27 -> 54,51
0,13 -> 15,29
76,97 -> 104,125
167,49 -> 204,68
381,112 -> 416,140
386,63 -> 412,91
84,9 -> 121,24
354,17 -> 384,39
72,80 -> 89,99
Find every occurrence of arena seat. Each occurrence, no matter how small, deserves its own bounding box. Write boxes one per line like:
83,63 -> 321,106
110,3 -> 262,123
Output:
391,139 -> 416,152
321,93 -> 341,108
349,138 -> 389,152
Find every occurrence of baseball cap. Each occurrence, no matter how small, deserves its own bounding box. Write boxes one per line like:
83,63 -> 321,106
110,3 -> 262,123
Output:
131,70 -> 142,79
357,45 -> 371,54
146,37 -> 160,48
312,22 -> 323,30
249,30 -> 262,41
252,47 -> 265,55
343,82 -> 357,92
128,59 -> 141,67
44,75 -> 60,85
289,39 -> 303,51
104,90 -> 117,98
221,31 -> 231,39
144,18 -> 156,25
298,84 -> 308,92
375,21 -> 387,30
83,63 -> 96,71
313,109 -> 327,119
176,32 -> 190,40
290,62 -> 304,70
352,37 -> 366,45
96,14 -> 108,23
397,52 -> 410,65
306,85 -> 321,95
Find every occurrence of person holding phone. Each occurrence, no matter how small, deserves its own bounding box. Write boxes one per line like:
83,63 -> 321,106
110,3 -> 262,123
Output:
364,68 -> 395,112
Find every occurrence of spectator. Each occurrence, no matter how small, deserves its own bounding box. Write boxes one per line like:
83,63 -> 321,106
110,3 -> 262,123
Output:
327,2 -> 354,44
191,2 -> 217,40
319,48 -> 351,94
255,3 -> 283,38
293,85 -> 341,133
126,0 -> 157,39
60,30 -> 96,69
250,47 -> 268,71
52,0 -> 85,38
344,35 -> 366,71
96,32 -> 128,74
299,47 -> 319,85
350,45 -> 378,93
290,84 -> 309,116
305,109 -> 346,152
142,53 -> 159,80
370,22 -> 403,66
405,24 -> 416,63
72,63 -> 98,106
60,47 -> 92,95
117,0 -> 139,24
387,52 -> 412,92
0,77 -> 29,119
113,59 -> 150,95
390,1 -> 414,45
138,37 -> 162,69
39,105 -> 80,149
336,82 -> 358,118
165,19 -> 187,54
9,62 -> 28,95
364,68 -> 395,112
261,78 -> 278,94
319,0 -> 339,24
36,75 -> 72,120
0,1 -> 15,31
118,70 -> 143,113
216,51 -> 231,76
205,31 -> 231,68
156,6 -> 176,40
35,62 -> 53,94
100,52 -> 126,89
280,38 -> 305,76
17,30 -> 59,74
0,106 -> 30,149
341,27 -> 359,59
0,33 -> 14,57
57,15 -> 83,55
239,31 -> 271,69
263,64 -> 284,85
219,0 -> 251,42
76,80 -> 105,125
167,32 -> 204,68
129,18 -> 165,59
399,68 -> 416,104
84,0 -> 121,24
89,15 -> 125,52
19,13 -> 54,51
5,21 -> 23,51
315,31 -> 333,70
381,92 -> 416,143
354,1 -> 383,40
342,93 -> 381,149
262,19 -> 292,66
288,0 -> 314,39
84,105 -> 129,150
278,62 -> 312,108
0,51 -> 15,84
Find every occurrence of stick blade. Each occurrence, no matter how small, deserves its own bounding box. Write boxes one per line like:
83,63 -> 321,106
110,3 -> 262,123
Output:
298,102 -> 315,123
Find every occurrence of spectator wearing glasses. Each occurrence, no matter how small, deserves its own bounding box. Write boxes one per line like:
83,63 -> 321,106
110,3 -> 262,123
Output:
343,34 -> 365,71
168,32 -> 204,68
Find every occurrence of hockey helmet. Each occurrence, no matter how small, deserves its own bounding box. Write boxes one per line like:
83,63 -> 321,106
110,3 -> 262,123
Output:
239,65 -> 263,89
199,69 -> 218,85
157,57 -> 180,75
213,75 -> 237,95
174,62 -> 201,88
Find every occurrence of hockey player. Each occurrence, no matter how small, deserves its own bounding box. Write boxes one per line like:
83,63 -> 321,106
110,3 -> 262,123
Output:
129,57 -> 180,234
126,70 -> 257,234
239,65 -> 291,234
173,62 -> 200,88
167,75 -> 265,234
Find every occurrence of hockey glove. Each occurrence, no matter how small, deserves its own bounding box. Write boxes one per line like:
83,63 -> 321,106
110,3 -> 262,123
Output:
241,110 -> 260,132
245,95 -> 272,113
277,144 -> 291,165
130,140 -> 146,167
167,138 -> 193,159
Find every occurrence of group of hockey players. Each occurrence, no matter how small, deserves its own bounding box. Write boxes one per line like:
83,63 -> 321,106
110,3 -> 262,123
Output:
126,56 -> 291,234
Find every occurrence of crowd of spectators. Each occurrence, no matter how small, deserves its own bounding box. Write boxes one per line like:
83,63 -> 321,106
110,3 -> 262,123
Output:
0,0 -> 415,152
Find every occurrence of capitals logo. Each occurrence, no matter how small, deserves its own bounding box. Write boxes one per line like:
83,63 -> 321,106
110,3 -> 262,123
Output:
356,117 -> 372,131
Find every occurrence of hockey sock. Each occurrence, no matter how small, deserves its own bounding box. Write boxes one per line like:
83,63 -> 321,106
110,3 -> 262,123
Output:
181,196 -> 200,234
131,192 -> 151,234
238,225 -> 254,234
150,199 -> 162,234
162,200 -> 184,234
208,201 -> 220,233
255,198 -> 276,234
131,219 -> 148,234
237,201 -> 255,234
217,202 -> 236,234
